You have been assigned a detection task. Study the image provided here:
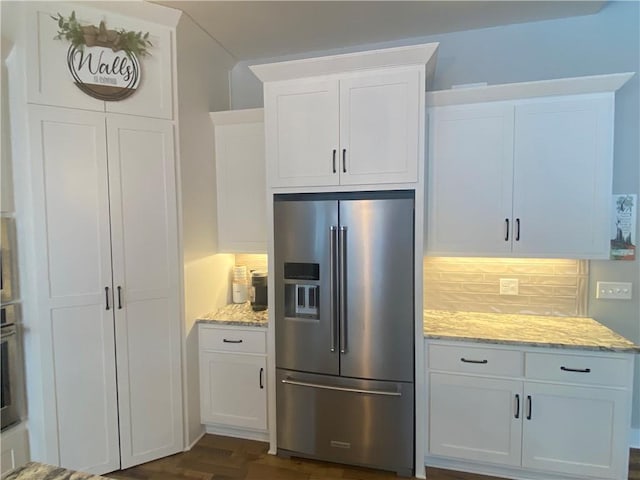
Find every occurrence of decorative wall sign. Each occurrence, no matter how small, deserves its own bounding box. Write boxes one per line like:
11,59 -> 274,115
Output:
52,11 -> 152,101
610,194 -> 636,260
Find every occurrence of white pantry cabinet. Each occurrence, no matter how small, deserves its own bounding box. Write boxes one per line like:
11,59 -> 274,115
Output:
26,3 -> 174,119
199,325 -> 268,440
210,109 -> 267,253
425,341 -> 634,480
426,74 -> 633,259
251,43 -> 439,189
28,105 -> 183,474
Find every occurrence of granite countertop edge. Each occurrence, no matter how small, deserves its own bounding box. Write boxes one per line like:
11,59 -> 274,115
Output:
424,332 -> 640,353
196,302 -> 268,328
423,310 -> 640,354
197,318 -> 268,328
3,462 -> 114,480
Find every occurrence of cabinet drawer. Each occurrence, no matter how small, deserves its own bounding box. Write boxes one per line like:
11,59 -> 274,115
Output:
525,352 -> 631,387
200,326 -> 266,354
428,344 -> 523,377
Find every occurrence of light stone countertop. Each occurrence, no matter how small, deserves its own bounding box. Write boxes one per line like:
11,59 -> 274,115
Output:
423,310 -> 640,353
3,462 -> 113,480
198,301 -> 268,327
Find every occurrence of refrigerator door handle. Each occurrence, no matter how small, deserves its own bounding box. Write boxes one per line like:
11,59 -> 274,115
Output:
281,378 -> 402,397
329,226 -> 338,353
339,226 -> 347,354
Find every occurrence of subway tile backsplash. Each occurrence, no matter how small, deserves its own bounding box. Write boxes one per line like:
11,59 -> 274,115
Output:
423,257 -> 588,317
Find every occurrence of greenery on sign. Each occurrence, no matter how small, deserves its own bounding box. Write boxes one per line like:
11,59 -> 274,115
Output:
52,11 -> 152,57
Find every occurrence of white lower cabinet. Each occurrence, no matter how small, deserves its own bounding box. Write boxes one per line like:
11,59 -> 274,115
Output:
426,341 -> 634,480
429,373 -> 522,467
199,324 -> 268,440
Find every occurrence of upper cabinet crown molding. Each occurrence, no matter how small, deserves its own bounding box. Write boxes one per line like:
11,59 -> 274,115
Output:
26,2 -> 174,119
250,42 -> 439,86
426,72 -> 635,107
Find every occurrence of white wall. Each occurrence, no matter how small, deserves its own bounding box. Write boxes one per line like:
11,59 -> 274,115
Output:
230,1 -> 640,433
174,13 -> 236,447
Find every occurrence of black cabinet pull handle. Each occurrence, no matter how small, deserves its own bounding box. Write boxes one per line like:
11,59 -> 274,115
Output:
526,395 -> 532,420
105,286 -> 111,310
342,148 -> 347,173
505,218 -> 509,241
561,366 -> 591,373
117,286 -> 123,309
516,218 -> 521,241
332,149 -> 337,173
515,394 -> 520,419
222,338 -> 243,343
259,367 -> 264,389
460,357 -> 488,364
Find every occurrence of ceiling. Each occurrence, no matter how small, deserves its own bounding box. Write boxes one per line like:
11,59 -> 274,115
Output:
151,1 -> 606,62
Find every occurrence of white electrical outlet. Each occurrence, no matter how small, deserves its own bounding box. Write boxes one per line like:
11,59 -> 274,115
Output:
499,278 -> 519,295
596,281 -> 632,300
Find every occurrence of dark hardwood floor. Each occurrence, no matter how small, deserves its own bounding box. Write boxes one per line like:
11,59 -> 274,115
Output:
108,434 -> 640,480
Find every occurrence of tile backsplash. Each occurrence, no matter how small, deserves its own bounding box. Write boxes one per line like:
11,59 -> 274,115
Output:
234,254 -> 268,279
423,257 -> 588,316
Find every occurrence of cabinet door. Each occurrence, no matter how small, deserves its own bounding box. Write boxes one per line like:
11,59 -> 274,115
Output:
214,117 -> 267,253
429,373 -> 522,467
28,105 -> 120,474
106,115 -> 183,468
512,95 -> 614,258
339,70 -> 420,185
522,383 -> 628,479
264,79 -> 339,187
200,352 -> 267,430
426,103 -> 514,255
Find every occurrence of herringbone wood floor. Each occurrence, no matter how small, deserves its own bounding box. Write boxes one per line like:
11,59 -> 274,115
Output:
108,434 -> 640,480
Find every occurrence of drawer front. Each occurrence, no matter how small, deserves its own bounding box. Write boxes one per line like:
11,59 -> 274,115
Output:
428,343 -> 523,377
525,352 -> 631,387
200,326 -> 266,354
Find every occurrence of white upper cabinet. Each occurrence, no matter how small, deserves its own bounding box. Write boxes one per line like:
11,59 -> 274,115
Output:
427,102 -> 514,255
252,43 -> 439,189
27,3 -> 174,119
211,109 -> 267,253
426,73 -> 633,259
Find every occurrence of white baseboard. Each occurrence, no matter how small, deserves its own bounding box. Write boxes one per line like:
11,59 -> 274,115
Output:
204,424 -> 269,443
185,429 -> 206,451
631,428 -> 640,449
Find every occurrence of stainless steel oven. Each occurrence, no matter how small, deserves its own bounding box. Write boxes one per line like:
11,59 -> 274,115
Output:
1,216 -> 17,303
1,304 -> 21,430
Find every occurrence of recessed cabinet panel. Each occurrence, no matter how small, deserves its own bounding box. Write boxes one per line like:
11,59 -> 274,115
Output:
27,5 -> 105,111
521,383 -> 628,479
427,103 -> 514,255
340,70 -> 420,185
200,351 -> 267,430
212,111 -> 267,253
35,110 -> 111,298
52,305 -> 119,473
429,373 -> 522,467
265,79 -> 339,187
27,4 -> 173,119
512,95 -> 613,258
104,14 -> 173,120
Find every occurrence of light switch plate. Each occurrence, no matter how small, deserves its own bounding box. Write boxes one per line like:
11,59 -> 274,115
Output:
499,278 -> 519,295
596,281 -> 632,300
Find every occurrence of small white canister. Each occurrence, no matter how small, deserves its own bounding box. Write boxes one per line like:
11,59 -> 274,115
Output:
232,282 -> 248,303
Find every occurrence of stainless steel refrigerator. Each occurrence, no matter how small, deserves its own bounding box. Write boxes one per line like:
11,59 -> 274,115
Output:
274,191 -> 415,476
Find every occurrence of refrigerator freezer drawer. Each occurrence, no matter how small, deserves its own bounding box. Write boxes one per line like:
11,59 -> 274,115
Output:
276,369 -> 414,476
